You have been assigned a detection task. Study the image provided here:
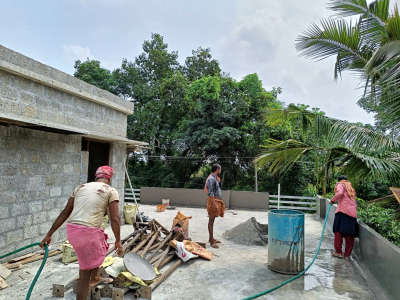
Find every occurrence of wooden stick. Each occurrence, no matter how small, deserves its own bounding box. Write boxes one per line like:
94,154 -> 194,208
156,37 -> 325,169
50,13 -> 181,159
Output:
154,219 -> 170,234
158,254 -> 175,270
133,232 -> 155,254
108,229 -> 143,255
154,247 -> 171,269
152,259 -> 182,290
140,229 -> 160,257
149,246 -> 169,265
147,232 -> 173,261
121,230 -> 145,254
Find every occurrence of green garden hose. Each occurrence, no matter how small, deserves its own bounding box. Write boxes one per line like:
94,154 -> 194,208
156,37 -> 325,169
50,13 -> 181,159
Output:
243,204 -> 332,300
0,242 -> 49,300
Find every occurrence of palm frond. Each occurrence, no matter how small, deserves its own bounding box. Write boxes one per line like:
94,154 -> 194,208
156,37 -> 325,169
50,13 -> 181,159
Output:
329,1 -> 389,50
328,120 -> 400,151
296,18 -> 368,78
344,151 -> 400,181
255,139 -> 312,175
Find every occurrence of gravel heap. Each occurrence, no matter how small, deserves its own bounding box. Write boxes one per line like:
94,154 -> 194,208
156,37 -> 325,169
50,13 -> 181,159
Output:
223,217 -> 268,246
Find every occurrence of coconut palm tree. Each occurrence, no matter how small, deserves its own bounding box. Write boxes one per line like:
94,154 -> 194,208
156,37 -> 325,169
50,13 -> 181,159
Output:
256,106 -> 400,194
296,0 -> 400,130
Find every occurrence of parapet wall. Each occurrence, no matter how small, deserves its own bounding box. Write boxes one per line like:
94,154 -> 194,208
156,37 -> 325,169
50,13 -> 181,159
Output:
140,187 -> 269,211
318,198 -> 400,300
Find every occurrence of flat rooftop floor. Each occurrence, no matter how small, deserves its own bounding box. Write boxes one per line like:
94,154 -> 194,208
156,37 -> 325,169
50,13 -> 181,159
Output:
0,205 -> 375,300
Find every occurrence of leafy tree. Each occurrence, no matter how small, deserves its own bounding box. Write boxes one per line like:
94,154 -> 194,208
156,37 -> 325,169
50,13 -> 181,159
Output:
182,74 -> 280,188
183,47 -> 221,81
74,60 -> 116,93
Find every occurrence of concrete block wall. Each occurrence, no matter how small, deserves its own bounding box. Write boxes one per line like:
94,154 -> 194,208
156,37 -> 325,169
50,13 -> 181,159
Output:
0,69 -> 127,138
109,143 -> 126,219
0,125 -> 81,255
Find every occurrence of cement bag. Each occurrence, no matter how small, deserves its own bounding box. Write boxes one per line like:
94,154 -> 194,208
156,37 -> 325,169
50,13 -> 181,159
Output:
182,241 -> 212,261
62,241 -> 77,264
172,211 -> 192,237
124,204 -> 138,224
174,241 -> 198,262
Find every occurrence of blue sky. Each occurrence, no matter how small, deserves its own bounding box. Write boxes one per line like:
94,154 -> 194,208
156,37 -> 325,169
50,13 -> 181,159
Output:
2,0 -> 394,124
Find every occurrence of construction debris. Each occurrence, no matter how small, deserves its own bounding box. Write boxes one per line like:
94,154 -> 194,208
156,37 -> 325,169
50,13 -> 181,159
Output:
50,217 -> 210,299
0,248 -> 62,290
223,217 -> 268,246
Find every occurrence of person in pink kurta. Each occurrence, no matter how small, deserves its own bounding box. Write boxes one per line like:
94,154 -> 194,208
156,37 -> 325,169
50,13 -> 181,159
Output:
330,175 -> 358,260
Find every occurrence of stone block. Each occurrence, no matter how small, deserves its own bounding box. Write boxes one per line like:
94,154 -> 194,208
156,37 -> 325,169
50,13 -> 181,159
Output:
48,209 -> 61,220
0,191 -> 17,204
50,187 -> 62,197
0,125 -> 10,137
27,176 -> 42,191
0,234 -> 5,249
29,201 -> 42,213
32,212 -> 48,224
0,164 -> 17,176
24,225 -> 38,239
39,222 -> 52,235
45,175 -> 56,186
11,202 -> 29,217
7,229 -> 24,244
63,164 -> 73,174
17,215 -> 33,227
0,206 -> 9,219
43,198 -> 57,210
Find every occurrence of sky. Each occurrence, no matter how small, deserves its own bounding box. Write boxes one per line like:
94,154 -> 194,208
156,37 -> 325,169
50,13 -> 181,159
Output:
2,0 -> 397,124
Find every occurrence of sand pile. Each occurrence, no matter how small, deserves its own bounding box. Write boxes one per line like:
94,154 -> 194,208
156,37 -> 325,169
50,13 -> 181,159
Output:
223,217 -> 268,246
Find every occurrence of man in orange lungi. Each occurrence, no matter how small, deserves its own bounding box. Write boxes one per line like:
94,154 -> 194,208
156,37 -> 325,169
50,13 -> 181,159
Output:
204,164 -> 225,248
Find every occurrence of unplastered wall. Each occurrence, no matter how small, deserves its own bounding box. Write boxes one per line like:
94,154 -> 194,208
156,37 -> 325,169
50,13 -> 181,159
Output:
0,125 -> 81,255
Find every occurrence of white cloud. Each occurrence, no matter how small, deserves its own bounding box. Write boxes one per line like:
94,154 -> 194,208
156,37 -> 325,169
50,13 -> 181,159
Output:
63,45 -> 94,63
216,0 -> 375,124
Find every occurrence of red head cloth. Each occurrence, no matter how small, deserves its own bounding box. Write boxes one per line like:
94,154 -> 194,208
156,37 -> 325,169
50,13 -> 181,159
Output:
95,166 -> 114,180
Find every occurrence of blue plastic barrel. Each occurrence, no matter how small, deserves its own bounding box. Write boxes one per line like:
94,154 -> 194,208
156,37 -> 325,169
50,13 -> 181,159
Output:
268,209 -> 305,274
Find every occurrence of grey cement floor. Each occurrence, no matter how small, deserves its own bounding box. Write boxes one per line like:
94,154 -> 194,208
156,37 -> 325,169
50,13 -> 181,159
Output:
0,205 -> 375,300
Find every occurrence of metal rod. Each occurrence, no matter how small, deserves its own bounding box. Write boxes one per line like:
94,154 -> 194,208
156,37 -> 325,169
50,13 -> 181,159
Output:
124,159 -> 143,222
278,183 -> 281,210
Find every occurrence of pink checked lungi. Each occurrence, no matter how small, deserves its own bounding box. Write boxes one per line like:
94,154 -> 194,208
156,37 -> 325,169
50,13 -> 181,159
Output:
66,223 -> 109,270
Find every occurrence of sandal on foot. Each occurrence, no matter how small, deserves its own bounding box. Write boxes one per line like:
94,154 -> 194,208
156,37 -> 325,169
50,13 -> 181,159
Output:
331,251 -> 343,258
210,242 -> 219,249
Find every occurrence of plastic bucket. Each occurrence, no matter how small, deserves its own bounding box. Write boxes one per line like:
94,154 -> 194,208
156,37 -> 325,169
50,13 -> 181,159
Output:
268,209 -> 305,274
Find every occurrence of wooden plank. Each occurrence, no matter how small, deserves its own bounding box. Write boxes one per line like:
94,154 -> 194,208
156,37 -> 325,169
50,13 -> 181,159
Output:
0,277 -> 8,290
269,200 -> 316,205
7,252 -> 37,263
0,265 -> 11,279
4,250 -> 61,268
269,195 -> 316,200
269,206 -> 316,211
